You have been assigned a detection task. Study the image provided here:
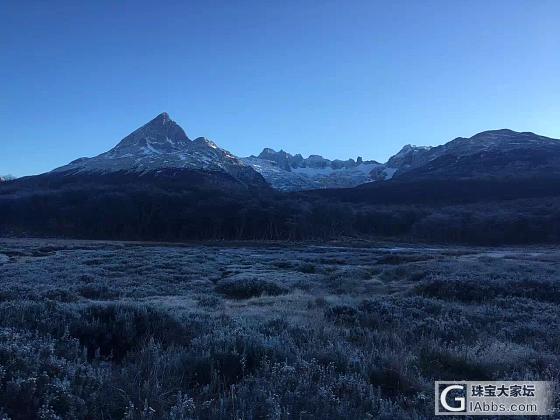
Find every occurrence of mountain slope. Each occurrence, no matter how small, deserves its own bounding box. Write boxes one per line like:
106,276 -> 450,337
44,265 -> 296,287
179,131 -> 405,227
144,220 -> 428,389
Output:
386,129 -> 560,180
53,112 -> 267,188
246,129 -> 560,190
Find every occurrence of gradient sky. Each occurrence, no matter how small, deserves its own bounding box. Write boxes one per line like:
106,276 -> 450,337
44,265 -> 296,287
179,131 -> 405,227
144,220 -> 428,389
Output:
1,0 -> 559,177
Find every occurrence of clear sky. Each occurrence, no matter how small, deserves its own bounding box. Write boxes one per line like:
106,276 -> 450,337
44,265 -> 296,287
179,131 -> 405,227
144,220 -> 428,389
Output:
1,0 -> 559,176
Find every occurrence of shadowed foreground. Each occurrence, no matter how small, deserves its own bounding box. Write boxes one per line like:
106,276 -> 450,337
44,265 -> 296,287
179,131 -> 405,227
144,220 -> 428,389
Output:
0,239 -> 559,419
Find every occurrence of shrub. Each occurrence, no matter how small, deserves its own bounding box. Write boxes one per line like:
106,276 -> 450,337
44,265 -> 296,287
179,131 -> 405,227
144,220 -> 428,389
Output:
298,263 -> 317,274
418,346 -> 491,380
272,260 -> 292,269
416,276 -> 560,303
43,288 -> 79,302
376,254 -> 429,265
0,327 -> 107,419
196,295 -> 223,308
77,284 -> 120,300
324,305 -> 359,324
367,365 -> 421,397
215,278 -> 287,299
69,303 -> 194,360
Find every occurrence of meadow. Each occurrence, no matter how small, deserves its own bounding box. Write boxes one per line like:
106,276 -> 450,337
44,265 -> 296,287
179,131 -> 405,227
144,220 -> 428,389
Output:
0,238 -> 558,419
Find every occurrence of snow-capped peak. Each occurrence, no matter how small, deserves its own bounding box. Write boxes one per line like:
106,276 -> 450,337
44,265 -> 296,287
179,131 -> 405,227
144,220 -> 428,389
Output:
51,113 -> 266,186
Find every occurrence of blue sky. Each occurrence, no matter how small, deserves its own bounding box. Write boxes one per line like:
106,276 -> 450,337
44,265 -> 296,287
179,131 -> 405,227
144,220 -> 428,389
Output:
1,0 -> 559,176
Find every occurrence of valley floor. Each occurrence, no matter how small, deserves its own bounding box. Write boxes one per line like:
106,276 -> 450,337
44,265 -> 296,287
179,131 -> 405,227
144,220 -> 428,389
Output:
0,238 -> 559,418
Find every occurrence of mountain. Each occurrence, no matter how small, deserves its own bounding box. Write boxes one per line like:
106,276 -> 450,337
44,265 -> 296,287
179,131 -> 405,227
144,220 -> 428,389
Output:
242,148 -> 385,191
244,129 -> 560,190
52,112 -> 267,188
385,144 -> 433,173
6,122 -> 560,193
385,129 -> 560,180
0,175 -> 16,183
0,113 -> 274,240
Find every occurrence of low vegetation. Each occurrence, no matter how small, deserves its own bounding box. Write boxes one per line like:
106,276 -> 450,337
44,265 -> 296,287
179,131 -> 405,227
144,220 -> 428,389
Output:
0,239 -> 559,419
215,277 -> 287,299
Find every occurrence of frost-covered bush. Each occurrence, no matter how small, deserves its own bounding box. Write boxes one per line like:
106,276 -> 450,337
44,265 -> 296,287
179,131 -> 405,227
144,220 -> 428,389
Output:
416,275 -> 560,303
215,278 -> 287,299
69,303 -> 198,360
297,263 -> 317,274
0,327 -> 108,419
77,284 -> 120,300
1,240 -> 560,418
324,304 -> 359,324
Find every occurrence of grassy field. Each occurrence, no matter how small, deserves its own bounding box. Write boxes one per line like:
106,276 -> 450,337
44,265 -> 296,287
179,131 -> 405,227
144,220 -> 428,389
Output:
0,238 -> 559,419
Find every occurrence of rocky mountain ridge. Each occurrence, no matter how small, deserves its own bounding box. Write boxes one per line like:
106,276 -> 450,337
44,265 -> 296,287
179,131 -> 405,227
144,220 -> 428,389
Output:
23,113 -> 560,191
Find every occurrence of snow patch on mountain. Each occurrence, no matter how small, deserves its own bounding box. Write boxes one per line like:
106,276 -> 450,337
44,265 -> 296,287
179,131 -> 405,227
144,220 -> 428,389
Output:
0,175 -> 16,182
242,149 -> 383,191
